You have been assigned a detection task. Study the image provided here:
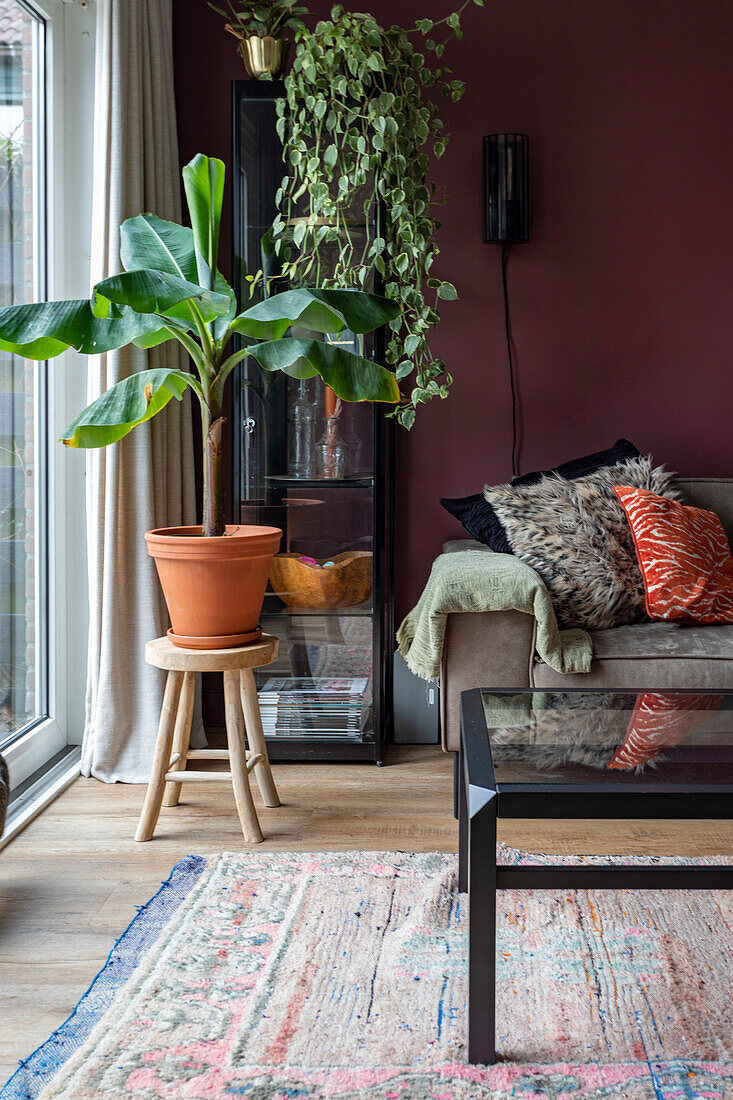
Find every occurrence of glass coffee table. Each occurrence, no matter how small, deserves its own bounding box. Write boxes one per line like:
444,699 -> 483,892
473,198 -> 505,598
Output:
457,687 -> 733,1065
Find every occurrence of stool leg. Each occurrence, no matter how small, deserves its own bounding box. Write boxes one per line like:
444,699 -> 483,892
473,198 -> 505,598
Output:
223,669 -> 263,844
240,668 -> 281,808
163,670 -> 195,808
135,670 -> 184,842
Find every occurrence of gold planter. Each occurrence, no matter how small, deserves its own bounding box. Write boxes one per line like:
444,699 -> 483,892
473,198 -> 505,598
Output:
237,35 -> 290,79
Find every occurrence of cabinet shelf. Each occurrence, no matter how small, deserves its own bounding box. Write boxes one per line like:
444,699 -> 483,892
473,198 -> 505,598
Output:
265,475 -> 374,489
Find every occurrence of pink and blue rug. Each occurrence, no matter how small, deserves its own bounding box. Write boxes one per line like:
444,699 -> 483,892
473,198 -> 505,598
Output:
3,847 -> 732,1099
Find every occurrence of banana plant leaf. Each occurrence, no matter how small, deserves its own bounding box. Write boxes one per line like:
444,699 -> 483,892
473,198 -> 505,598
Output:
248,338 -> 400,404
92,269 -> 231,321
119,214 -> 237,343
182,154 -> 225,292
0,299 -> 164,360
306,289 -> 401,333
230,287 -> 400,341
212,270 -> 238,342
120,213 -> 198,282
61,367 -> 193,448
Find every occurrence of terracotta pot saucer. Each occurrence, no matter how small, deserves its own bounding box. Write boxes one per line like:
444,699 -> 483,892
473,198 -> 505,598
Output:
167,626 -> 263,651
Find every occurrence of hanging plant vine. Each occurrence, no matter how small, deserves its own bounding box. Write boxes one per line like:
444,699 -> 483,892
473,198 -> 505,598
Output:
271,1 -> 481,428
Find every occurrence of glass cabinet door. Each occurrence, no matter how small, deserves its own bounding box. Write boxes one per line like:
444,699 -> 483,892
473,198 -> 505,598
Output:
232,81 -> 393,761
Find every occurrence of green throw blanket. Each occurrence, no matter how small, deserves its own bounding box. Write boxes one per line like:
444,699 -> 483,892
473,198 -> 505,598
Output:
396,549 -> 593,681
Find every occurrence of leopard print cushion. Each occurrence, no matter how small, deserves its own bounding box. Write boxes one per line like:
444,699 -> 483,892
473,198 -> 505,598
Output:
484,456 -> 681,630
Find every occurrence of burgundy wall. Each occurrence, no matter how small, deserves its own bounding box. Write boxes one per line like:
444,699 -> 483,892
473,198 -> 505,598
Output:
174,0 -> 733,619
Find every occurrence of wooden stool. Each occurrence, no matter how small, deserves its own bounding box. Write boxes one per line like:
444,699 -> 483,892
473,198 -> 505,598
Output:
135,634 -> 281,844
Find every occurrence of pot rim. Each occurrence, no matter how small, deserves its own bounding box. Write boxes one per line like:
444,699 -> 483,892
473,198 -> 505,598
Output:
145,524 -> 282,560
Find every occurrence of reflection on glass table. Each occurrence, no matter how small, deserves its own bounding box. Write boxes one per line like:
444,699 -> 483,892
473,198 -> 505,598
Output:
482,689 -> 731,780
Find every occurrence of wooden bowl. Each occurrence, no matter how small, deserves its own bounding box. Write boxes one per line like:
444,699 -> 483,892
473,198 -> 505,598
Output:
269,551 -> 373,609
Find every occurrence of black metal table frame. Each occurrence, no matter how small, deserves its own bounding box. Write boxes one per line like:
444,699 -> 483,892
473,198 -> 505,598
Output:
457,686 -> 733,1065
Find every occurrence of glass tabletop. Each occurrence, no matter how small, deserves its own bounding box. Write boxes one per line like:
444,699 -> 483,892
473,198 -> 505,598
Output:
481,689 -> 733,788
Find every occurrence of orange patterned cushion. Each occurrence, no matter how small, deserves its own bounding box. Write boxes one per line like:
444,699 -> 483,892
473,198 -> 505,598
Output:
613,485 -> 733,623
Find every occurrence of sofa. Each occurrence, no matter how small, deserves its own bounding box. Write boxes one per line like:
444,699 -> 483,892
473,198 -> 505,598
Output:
440,478 -> 733,752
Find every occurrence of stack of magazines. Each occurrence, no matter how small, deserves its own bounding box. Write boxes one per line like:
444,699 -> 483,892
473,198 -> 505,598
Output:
257,676 -> 371,738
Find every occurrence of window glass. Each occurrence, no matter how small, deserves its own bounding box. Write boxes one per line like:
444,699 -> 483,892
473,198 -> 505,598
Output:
0,0 -> 46,746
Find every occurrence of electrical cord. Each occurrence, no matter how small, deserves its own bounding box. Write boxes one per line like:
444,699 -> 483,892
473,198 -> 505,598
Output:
501,239 -> 519,478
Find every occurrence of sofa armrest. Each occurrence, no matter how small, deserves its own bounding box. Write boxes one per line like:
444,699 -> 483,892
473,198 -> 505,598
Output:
440,609 -> 535,752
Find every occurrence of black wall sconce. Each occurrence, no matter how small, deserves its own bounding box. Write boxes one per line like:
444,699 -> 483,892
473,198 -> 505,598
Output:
483,134 -> 529,476
484,134 -> 529,243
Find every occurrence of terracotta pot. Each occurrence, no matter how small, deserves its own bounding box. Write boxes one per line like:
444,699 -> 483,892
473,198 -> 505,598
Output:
146,525 -> 282,649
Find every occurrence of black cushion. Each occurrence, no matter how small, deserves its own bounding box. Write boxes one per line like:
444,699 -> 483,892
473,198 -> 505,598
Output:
439,492 -> 514,554
440,439 -> 642,553
512,438 -> 641,487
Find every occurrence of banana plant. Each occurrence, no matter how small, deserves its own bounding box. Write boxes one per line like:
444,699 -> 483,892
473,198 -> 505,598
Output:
0,154 -> 401,537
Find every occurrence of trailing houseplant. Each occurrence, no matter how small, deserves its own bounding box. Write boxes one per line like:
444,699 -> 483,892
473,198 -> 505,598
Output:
272,1 -> 481,428
0,153 -> 400,646
209,0 -> 309,78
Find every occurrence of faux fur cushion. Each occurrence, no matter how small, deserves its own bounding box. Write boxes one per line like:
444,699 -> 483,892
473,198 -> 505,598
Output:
483,457 -> 681,630
440,438 -> 641,553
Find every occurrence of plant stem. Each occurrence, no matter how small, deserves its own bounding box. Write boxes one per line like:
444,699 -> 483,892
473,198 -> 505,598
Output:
202,392 -> 226,537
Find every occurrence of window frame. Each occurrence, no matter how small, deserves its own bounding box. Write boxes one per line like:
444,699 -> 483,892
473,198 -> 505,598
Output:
2,0 -> 94,793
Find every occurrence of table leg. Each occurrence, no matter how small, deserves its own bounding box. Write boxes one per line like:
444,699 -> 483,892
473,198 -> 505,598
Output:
163,670 -> 195,808
468,787 -> 498,1065
453,751 -> 459,820
240,667 -> 280,808
134,670 -> 184,842
458,747 -> 468,892
223,669 -> 263,844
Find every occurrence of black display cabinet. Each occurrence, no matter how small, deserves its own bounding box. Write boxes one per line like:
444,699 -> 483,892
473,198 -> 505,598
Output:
231,80 -> 394,763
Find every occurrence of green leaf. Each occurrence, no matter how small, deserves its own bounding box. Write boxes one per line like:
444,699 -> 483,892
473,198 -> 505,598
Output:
437,281 -> 458,300
120,214 -> 197,282
0,299 -> 164,360
212,269 -> 239,342
181,154 -> 226,291
230,288 -> 344,340
92,269 -> 231,320
231,287 -> 400,340
249,338 -> 400,403
308,289 -> 400,333
61,368 -> 193,448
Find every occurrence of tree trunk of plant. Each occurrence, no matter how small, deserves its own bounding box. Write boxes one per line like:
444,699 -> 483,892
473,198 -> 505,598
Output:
202,396 -> 226,538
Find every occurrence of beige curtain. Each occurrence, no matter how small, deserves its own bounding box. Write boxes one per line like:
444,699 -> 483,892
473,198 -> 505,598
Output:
82,0 -> 201,782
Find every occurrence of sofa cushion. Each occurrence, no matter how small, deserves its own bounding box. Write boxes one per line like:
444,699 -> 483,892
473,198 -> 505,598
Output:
532,620 -> 733,689
675,479 -> 733,544
485,457 -> 681,631
512,437 -> 641,486
440,438 -> 642,554
439,493 -> 514,554
613,484 -> 733,624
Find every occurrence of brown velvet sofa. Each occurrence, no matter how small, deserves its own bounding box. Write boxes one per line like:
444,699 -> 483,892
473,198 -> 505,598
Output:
440,478 -> 733,752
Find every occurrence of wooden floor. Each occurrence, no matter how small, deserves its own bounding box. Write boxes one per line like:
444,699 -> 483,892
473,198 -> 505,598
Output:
1,743 -> 732,1081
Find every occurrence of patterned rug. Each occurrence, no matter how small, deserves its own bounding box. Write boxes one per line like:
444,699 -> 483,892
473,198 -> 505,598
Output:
4,848 -> 733,1099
